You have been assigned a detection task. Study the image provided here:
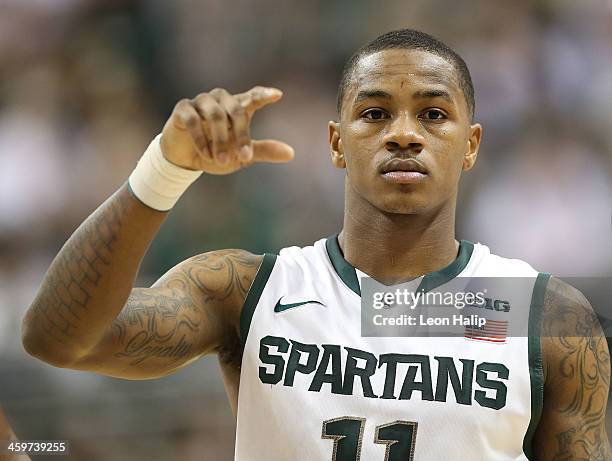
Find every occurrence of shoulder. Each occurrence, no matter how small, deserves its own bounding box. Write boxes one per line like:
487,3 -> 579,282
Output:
155,249 -> 265,334
176,248 -> 265,306
182,248 -> 264,280
541,276 -> 602,341
471,243 -> 539,276
540,275 -> 609,393
176,249 -> 267,366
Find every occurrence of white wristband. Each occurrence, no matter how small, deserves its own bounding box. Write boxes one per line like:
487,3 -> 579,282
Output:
128,134 -> 203,211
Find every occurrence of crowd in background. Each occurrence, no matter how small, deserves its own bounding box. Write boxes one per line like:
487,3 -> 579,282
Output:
0,0 -> 611,459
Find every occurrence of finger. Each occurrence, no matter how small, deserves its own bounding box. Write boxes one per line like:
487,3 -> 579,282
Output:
172,99 -> 210,158
215,89 -> 252,162
251,139 -> 295,164
236,86 -> 283,115
193,93 -> 231,165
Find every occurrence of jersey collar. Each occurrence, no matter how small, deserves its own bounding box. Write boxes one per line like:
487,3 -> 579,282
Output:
325,233 -> 474,296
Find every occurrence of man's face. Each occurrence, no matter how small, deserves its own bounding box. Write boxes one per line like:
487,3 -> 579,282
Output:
329,49 -> 481,215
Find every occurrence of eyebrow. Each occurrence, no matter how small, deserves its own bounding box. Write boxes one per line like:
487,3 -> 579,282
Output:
354,89 -> 392,104
413,89 -> 452,102
354,88 -> 453,106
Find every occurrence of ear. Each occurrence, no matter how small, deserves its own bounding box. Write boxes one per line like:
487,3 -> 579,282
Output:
463,123 -> 482,171
328,121 -> 346,169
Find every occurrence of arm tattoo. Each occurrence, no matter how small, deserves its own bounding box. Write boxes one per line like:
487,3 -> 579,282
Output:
111,250 -> 260,368
184,250 -> 260,366
184,250 -> 259,303
31,193 -> 127,344
541,278 -> 611,460
112,287 -> 201,366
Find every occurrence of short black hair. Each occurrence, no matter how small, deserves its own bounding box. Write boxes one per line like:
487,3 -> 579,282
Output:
337,29 -> 475,119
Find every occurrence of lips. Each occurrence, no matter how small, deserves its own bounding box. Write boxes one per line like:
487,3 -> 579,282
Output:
380,158 -> 428,175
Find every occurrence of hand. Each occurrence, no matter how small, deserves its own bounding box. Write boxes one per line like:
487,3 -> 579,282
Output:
160,86 -> 295,174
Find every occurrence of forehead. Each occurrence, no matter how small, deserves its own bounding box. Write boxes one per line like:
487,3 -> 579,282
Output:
348,49 -> 462,101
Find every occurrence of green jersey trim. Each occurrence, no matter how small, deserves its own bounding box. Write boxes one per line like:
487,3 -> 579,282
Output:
325,234 -> 474,296
325,235 -> 361,295
523,272 -> 550,459
240,253 -> 277,352
416,240 -> 474,293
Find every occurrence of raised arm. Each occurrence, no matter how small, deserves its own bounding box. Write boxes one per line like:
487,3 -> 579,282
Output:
534,276 -> 612,460
21,86 -> 293,379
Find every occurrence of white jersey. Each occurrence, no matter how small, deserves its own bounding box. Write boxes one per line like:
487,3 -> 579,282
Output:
235,235 -> 548,461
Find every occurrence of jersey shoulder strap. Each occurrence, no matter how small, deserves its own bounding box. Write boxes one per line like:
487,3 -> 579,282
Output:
238,238 -> 330,351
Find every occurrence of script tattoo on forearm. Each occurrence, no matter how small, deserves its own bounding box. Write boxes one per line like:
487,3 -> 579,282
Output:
542,278 -> 611,460
32,193 -> 127,344
112,250 -> 260,367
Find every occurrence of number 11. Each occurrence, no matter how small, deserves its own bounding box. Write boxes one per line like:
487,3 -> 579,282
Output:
321,417 -> 418,460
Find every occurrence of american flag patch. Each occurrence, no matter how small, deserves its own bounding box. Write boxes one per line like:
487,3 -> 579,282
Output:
464,319 -> 508,343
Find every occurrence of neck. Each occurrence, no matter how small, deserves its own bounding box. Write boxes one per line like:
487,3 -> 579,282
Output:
339,190 -> 458,285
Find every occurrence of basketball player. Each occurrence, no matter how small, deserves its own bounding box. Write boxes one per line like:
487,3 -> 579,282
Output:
0,408 -> 31,461
21,29 -> 610,459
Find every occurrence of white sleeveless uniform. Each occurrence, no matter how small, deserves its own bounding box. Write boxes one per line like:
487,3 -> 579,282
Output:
235,235 -> 548,461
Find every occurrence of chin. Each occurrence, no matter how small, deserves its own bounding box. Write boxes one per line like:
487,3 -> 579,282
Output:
373,194 -> 432,215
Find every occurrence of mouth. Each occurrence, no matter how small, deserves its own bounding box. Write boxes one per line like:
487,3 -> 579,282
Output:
379,158 -> 428,184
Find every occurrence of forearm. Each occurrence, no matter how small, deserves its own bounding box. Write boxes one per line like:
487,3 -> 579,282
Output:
22,183 -> 167,365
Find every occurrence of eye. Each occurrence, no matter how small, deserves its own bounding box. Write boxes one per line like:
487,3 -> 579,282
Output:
361,108 -> 389,121
420,109 -> 446,121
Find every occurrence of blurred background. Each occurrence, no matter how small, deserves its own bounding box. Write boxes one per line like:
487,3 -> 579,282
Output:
0,0 -> 610,459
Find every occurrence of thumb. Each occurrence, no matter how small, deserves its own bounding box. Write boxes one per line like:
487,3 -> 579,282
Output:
252,139 -> 295,164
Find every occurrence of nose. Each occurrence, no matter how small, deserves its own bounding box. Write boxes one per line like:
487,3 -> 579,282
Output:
383,114 -> 425,154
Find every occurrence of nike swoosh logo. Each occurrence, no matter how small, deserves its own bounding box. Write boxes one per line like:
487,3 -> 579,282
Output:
274,298 -> 325,313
